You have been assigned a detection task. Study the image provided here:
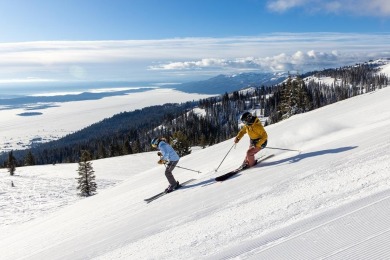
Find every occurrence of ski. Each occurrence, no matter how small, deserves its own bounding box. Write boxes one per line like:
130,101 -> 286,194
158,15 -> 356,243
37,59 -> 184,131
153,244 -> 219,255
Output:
215,154 -> 274,182
144,178 -> 196,203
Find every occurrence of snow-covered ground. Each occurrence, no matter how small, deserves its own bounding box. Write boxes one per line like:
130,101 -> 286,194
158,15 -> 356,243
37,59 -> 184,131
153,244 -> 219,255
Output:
0,88 -> 213,152
0,85 -> 389,259
303,75 -> 342,86
0,152 -> 157,227
379,62 -> 390,75
303,58 -> 390,89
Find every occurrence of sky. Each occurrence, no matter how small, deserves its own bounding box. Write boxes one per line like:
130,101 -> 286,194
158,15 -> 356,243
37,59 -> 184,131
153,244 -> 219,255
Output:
0,0 -> 389,89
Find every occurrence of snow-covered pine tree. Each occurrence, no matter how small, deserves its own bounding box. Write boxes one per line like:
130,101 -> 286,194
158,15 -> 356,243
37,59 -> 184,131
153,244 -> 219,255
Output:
76,150 -> 97,197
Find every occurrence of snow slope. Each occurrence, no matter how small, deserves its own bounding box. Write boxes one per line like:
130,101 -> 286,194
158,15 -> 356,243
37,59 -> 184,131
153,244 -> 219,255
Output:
0,87 -> 390,259
379,61 -> 390,76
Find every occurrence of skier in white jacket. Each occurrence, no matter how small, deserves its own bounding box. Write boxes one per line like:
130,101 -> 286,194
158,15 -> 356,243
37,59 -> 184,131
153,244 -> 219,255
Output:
151,137 -> 180,193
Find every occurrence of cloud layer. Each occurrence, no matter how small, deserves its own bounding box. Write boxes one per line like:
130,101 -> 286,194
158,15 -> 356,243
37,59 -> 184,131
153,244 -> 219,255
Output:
267,0 -> 390,16
149,50 -> 341,73
0,33 -> 389,84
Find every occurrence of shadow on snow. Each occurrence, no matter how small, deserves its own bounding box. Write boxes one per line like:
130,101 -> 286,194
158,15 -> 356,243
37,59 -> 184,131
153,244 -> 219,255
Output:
262,146 -> 358,167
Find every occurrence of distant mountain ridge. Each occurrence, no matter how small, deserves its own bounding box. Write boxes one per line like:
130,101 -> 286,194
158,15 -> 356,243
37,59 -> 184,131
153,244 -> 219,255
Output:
162,72 -> 288,94
168,58 -> 390,95
0,72 -> 287,109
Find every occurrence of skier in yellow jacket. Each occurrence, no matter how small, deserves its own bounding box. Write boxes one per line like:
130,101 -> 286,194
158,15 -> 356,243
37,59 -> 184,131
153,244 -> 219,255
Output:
234,112 -> 268,168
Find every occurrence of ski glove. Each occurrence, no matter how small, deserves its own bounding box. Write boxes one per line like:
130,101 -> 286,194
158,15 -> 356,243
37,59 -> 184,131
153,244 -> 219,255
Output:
158,159 -> 167,164
234,137 -> 240,143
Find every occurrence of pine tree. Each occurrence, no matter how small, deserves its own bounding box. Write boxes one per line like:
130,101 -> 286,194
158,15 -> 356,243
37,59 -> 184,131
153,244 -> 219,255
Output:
199,134 -> 207,149
7,151 -> 16,176
122,138 -> 131,155
24,151 -> 35,166
76,150 -> 97,197
279,78 -> 292,119
278,75 -> 311,120
97,143 -> 107,159
132,139 -> 142,154
171,131 -> 191,157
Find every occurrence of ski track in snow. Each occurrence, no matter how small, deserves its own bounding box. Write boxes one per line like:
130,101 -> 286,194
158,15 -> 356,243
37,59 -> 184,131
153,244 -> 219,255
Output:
212,190 -> 390,260
96,147 -> 390,260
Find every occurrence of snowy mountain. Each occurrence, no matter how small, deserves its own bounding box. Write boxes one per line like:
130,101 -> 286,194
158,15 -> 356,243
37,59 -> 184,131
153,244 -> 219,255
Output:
302,58 -> 390,87
170,58 -> 390,94
163,72 -> 287,94
1,86 -> 389,259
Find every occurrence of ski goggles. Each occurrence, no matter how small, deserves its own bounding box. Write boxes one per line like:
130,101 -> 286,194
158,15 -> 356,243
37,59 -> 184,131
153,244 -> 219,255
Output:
151,138 -> 159,148
242,115 -> 254,125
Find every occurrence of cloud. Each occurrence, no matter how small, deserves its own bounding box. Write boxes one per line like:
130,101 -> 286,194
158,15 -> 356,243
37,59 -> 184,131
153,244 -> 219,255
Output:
149,50 -> 342,73
149,58 -> 261,71
0,33 -> 389,83
267,0 -> 390,16
0,78 -> 59,84
267,0 -> 308,13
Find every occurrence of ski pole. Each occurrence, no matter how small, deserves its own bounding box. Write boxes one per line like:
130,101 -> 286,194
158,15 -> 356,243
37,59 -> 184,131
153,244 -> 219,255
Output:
265,146 -> 301,152
159,155 -> 201,173
176,165 -> 201,174
215,143 -> 236,172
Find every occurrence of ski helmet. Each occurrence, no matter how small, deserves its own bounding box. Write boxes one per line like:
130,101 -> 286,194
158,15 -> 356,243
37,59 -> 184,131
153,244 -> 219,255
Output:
151,137 -> 160,147
240,112 -> 254,125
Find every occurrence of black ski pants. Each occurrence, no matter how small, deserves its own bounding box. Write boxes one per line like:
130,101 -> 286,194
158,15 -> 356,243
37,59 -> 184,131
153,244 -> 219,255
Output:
165,161 -> 178,186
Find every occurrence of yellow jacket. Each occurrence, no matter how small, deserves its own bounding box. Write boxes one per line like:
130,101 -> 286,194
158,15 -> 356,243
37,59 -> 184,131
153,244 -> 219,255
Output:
236,117 -> 268,147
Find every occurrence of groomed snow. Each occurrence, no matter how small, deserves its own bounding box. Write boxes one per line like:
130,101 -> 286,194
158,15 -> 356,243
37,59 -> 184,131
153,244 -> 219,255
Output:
0,86 -> 389,259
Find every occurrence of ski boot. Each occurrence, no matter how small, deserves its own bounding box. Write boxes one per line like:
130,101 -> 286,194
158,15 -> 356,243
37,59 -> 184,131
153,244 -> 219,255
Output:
165,181 -> 179,193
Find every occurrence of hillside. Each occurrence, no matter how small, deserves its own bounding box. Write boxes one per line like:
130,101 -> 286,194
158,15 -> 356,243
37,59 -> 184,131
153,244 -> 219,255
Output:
0,87 -> 389,259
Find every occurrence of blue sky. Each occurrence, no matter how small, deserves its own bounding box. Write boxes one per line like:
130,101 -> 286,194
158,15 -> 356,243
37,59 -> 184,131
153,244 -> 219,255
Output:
0,0 -> 389,88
